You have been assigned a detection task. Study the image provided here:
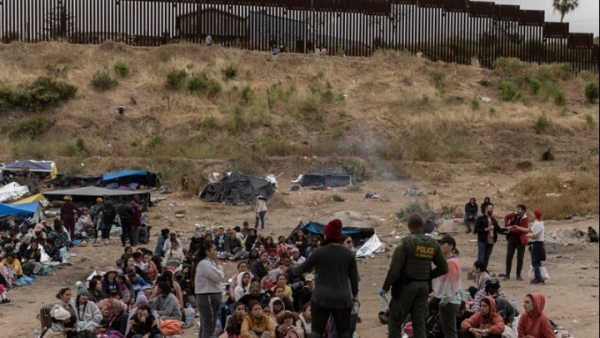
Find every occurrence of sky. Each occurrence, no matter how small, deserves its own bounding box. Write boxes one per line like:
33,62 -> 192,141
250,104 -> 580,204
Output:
480,0 -> 599,36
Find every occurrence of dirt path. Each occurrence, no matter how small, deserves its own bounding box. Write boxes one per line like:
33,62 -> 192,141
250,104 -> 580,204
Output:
1,177 -> 598,337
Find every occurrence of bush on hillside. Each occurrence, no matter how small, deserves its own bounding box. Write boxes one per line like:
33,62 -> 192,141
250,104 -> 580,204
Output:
584,82 -> 599,103
498,81 -> 519,102
0,77 -> 77,112
535,114 -> 551,134
493,57 -> 528,78
221,66 -> 237,81
91,71 -> 118,91
241,85 -> 255,104
114,61 -> 130,78
9,116 -> 49,139
166,69 -> 187,90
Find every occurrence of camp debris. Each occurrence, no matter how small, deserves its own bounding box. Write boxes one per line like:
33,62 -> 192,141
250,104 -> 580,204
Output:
200,171 -> 274,205
42,186 -> 151,209
1,160 -> 58,179
0,201 -> 43,224
300,167 -> 352,187
0,182 -> 30,203
355,233 -> 385,259
99,170 -> 158,189
289,221 -> 377,252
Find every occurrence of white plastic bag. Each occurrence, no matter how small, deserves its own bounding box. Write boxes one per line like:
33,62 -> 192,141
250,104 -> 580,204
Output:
528,265 -> 550,281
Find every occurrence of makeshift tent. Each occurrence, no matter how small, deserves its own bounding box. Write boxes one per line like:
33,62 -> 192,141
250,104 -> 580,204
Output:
355,233 -> 385,258
14,193 -> 46,204
289,221 -> 375,245
42,186 -> 150,208
99,170 -> 158,188
0,182 -> 30,203
46,174 -> 102,188
300,167 -> 352,187
0,201 -> 42,223
1,160 -> 58,179
200,171 -> 274,205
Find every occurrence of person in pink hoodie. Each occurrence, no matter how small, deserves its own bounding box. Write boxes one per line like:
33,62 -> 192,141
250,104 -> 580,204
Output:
461,296 -> 505,337
517,293 -> 555,338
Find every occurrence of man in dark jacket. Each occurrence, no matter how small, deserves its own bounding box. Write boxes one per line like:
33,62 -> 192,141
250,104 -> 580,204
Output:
464,198 -> 478,234
130,195 -> 143,246
99,201 -> 117,245
503,204 -> 529,281
117,201 -> 135,247
474,204 -> 506,269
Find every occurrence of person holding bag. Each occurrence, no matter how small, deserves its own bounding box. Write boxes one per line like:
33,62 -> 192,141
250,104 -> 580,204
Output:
513,210 -> 547,284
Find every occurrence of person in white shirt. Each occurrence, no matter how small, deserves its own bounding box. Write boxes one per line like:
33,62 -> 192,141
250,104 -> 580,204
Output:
290,248 -> 305,266
526,210 -> 546,284
163,233 -> 183,254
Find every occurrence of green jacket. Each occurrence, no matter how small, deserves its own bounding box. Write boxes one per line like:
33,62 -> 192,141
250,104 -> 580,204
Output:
382,231 -> 448,294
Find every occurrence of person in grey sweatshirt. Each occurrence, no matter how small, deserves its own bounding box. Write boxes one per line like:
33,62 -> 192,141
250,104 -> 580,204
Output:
149,281 -> 182,320
193,240 -> 225,338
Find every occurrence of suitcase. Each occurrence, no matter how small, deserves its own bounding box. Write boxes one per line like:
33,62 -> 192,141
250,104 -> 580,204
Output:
40,304 -> 54,329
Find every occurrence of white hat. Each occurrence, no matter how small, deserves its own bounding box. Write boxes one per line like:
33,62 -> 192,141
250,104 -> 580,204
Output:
52,306 -> 71,321
305,273 -> 315,282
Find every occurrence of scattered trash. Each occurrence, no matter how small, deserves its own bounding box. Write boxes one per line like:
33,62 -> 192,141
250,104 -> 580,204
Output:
365,192 -> 381,199
356,234 -> 385,258
175,214 -> 185,218
479,96 -> 492,102
332,195 -> 345,202
265,174 -> 279,187
403,187 -> 424,197
545,193 -> 561,197
291,185 -> 300,191
291,174 -> 303,183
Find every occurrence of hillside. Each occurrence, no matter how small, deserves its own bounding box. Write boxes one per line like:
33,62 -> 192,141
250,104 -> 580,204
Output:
0,41 -> 598,217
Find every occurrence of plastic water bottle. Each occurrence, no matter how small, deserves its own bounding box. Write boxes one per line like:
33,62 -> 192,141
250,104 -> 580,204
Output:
184,303 -> 195,324
33,328 -> 40,338
511,298 -> 517,311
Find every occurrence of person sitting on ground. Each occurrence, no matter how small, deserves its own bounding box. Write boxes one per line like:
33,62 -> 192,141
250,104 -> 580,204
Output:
155,229 -> 170,258
142,252 -> 159,283
227,228 -> 243,253
54,287 -> 78,337
235,271 -> 252,302
468,260 -> 491,299
44,237 -> 62,263
238,281 -> 269,309
120,246 -> 134,262
230,261 -> 253,299
97,296 -> 128,336
126,266 -> 149,295
267,248 -> 280,268
48,219 -> 70,249
102,268 -> 124,300
289,248 -> 305,266
304,236 -> 320,258
150,270 -> 185,310
127,303 -> 162,338
517,292 -> 555,338
241,301 -> 276,338
456,301 -> 475,338
125,257 -> 149,282
268,297 -> 286,323
464,198 -> 478,234
149,281 -> 182,320
22,239 -> 43,275
75,282 -> 103,332
296,302 -> 312,337
251,252 -> 270,281
225,302 -> 247,338
1,252 -> 23,278
276,311 -> 302,338
189,230 -> 203,254
87,279 -> 107,303
461,297 -> 505,338
45,305 -> 74,338
117,273 -> 135,306
163,240 -> 185,265
470,279 -> 514,326
270,274 -> 293,302
245,229 -> 258,252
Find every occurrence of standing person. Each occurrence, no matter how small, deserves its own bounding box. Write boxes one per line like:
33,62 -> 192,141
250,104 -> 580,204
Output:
99,200 -> 117,245
431,236 -> 462,338
517,293 -> 555,338
254,194 -> 268,230
480,197 -> 491,215
474,204 -> 504,269
193,240 -> 224,338
130,195 -> 143,247
522,210 -> 546,284
60,196 -> 83,240
503,205 -> 529,281
90,198 -> 104,244
464,198 -> 478,234
117,200 -> 135,247
155,229 -> 170,257
379,214 -> 448,338
291,219 -> 359,338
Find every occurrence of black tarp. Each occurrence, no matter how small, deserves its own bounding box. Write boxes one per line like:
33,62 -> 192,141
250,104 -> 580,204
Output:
42,186 -> 151,210
200,171 -> 274,205
46,174 -> 102,188
300,167 -> 352,187
289,221 -> 375,246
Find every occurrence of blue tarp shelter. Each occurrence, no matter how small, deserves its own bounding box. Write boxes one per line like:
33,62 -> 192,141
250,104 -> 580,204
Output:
2,160 -> 58,179
290,221 -> 375,245
0,201 -> 42,222
100,170 -> 158,188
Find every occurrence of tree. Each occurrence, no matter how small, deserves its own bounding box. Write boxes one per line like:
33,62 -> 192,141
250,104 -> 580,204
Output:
45,5 -> 75,41
552,0 -> 579,23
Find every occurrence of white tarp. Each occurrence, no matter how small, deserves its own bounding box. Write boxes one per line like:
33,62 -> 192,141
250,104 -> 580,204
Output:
0,182 -> 30,203
356,233 -> 385,258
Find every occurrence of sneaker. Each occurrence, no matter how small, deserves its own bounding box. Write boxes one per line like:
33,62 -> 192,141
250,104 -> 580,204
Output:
503,275 -> 510,281
530,280 -> 545,285
516,276 -> 523,281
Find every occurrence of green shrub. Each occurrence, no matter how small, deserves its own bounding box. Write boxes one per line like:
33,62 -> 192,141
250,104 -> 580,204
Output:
585,114 -> 596,128
206,79 -> 222,97
241,85 -> 255,104
221,66 -> 237,81
396,200 -> 427,221
75,135 -> 89,153
308,111 -> 324,123
489,107 -> 497,117
0,77 -> 77,112
229,105 -> 245,133
148,134 -> 164,148
471,98 -> 480,111
335,158 -> 372,181
493,57 -> 528,78
321,89 -> 334,103
498,81 -> 519,102
166,69 -> 187,90
9,115 -> 48,139
521,75 -> 541,95
478,79 -> 492,87
187,75 -> 208,93
429,70 -> 445,89
537,63 -> 572,82
202,115 -> 216,129
114,61 -> 130,78
552,88 -> 567,106
535,114 -> 551,134
130,137 -> 142,148
91,71 -> 117,91
584,82 -> 599,103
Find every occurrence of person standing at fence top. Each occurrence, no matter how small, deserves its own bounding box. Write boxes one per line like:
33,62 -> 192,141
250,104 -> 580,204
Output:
254,193 -> 268,230
205,34 -> 213,46
60,195 -> 84,240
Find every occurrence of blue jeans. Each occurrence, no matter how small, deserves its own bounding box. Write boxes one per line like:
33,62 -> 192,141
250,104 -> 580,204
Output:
464,215 -> 475,231
255,211 -> 267,229
477,241 -> 494,269
101,221 -> 112,239
530,244 -> 543,282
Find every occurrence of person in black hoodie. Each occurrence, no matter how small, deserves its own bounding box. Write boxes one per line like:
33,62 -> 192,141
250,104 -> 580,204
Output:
117,201 -> 135,247
99,201 -> 117,245
464,198 -> 478,234
480,197 -> 492,216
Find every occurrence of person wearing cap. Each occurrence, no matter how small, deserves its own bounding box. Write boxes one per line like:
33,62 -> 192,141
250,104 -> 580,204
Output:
291,218 -> 359,338
254,193 -> 268,230
299,274 -> 315,310
503,204 -> 529,281
290,248 -> 305,266
379,214 -> 448,338
432,235 -> 462,338
60,195 -> 84,240
45,305 -> 74,338
75,281 -> 103,331
526,210 -> 547,285
276,311 -> 302,338
102,268 -> 124,299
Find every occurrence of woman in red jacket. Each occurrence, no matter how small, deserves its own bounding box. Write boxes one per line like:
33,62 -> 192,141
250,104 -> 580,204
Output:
517,293 -> 555,338
461,296 -> 505,338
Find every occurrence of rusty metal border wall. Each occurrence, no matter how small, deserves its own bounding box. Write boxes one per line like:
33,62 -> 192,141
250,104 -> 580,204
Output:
0,0 -> 597,72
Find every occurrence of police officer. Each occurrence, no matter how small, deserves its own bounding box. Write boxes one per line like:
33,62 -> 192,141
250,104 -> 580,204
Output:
379,214 -> 449,338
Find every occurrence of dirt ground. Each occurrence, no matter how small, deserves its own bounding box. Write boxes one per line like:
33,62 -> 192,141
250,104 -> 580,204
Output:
1,173 -> 598,337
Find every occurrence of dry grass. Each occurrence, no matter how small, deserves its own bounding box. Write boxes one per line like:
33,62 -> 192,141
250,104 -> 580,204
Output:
517,173 -> 599,219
